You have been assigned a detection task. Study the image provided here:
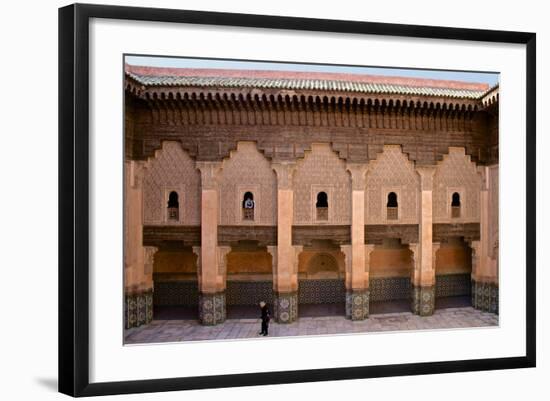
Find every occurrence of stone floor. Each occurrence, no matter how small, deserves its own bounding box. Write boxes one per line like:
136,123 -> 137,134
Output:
124,306 -> 498,344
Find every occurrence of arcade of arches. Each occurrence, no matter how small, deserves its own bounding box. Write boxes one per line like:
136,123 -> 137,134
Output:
125,141 -> 498,327
124,66 -> 499,328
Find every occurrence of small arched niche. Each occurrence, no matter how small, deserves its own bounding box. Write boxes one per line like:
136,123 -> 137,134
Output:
451,192 -> 461,218
167,191 -> 179,221
387,192 -> 398,220
316,191 -> 328,221
242,191 -> 255,221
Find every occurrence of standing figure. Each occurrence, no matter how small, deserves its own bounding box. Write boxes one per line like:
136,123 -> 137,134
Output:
259,301 -> 270,336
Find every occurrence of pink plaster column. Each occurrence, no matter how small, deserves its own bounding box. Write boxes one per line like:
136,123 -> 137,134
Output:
124,160 -> 148,328
142,246 -> 158,324
471,166 -> 498,313
196,161 -> 225,325
412,166 -> 436,316
272,163 -> 298,323
344,163 -> 369,320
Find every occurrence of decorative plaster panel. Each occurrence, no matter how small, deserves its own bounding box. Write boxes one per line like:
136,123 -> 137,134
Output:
433,147 -> 481,223
219,142 -> 277,225
143,141 -> 201,225
293,143 -> 351,224
365,145 -> 419,224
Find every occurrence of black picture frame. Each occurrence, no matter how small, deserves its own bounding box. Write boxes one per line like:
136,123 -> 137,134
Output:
58,3 -> 536,397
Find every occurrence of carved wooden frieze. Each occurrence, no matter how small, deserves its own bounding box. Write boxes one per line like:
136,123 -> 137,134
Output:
292,225 -> 351,246
217,225 -> 277,246
365,224 -> 419,245
143,225 -> 200,247
125,92 -> 496,166
432,223 -> 481,243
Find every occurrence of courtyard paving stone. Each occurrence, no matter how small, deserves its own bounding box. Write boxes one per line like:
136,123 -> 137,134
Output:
124,306 -> 498,344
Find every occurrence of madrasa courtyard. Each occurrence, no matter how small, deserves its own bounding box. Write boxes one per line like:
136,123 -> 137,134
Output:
123,59 -> 499,343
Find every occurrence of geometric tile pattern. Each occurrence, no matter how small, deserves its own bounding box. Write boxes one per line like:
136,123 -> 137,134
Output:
125,290 -> 154,329
136,292 -> 146,326
298,279 -> 346,304
226,280 -> 274,306
411,286 -> 435,316
345,289 -> 369,320
435,274 -> 472,297
369,277 -> 411,301
153,281 -> 199,306
472,281 -> 499,315
198,292 -> 226,326
273,292 -> 298,323
145,291 -> 154,324
125,294 -> 135,329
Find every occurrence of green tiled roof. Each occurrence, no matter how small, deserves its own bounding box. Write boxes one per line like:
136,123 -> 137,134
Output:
127,73 -> 488,99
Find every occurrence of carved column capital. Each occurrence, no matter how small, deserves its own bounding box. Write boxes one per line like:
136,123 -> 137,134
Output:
143,246 -> 158,266
192,246 -> 201,270
292,245 -> 303,274
432,242 -> 441,270
346,163 -> 368,190
266,245 -> 277,265
272,162 -> 296,190
365,244 -> 375,260
469,240 -> 481,256
408,243 -> 419,270
196,161 -> 222,190
340,244 -> 352,273
416,166 -> 436,191
267,245 -> 278,285
217,246 -> 232,276
143,246 -> 158,276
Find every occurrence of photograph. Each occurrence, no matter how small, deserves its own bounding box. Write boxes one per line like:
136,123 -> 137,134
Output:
122,55 -> 500,345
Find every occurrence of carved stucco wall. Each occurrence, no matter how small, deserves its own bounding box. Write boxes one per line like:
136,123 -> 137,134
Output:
219,142 -> 277,225
227,250 -> 273,274
153,249 -> 197,274
433,147 -> 481,223
293,143 -> 351,225
369,247 -> 413,278
143,141 -> 201,225
298,250 -> 346,279
365,145 -> 419,224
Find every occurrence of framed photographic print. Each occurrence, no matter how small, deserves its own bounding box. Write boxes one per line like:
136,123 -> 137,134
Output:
58,2 -> 536,397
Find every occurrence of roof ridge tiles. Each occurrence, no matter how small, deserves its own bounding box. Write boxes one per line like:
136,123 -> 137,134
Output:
125,64 -> 490,92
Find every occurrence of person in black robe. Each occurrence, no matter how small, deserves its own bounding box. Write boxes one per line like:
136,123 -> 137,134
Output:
259,301 -> 270,336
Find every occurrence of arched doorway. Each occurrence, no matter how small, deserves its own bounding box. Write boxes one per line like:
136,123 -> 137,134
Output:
298,241 -> 346,317
225,241 -> 274,318
369,238 -> 413,314
435,237 -> 473,309
152,242 -> 199,320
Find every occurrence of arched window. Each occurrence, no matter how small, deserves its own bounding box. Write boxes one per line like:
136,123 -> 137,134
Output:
316,192 -> 328,221
387,192 -> 398,220
242,192 -> 255,220
451,192 -> 461,218
167,191 -> 179,221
